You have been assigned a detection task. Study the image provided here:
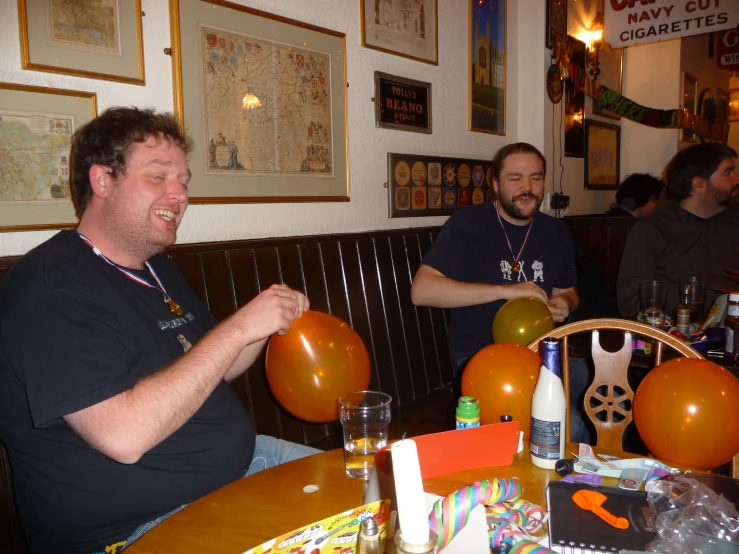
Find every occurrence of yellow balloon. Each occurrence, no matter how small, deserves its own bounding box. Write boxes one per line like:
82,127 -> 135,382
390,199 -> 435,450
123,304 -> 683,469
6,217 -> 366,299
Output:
492,297 -> 555,346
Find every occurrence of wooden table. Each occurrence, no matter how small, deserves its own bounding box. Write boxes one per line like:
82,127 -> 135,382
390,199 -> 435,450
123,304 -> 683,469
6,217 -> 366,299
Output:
126,443 -> 644,554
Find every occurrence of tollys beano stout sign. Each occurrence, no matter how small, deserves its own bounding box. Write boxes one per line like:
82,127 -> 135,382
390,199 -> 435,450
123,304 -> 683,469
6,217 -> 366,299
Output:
374,71 -> 432,134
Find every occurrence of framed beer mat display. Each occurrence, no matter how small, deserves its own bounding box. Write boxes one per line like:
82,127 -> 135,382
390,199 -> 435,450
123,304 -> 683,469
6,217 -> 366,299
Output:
584,120 -> 620,190
387,153 -> 496,218
374,71 -> 431,133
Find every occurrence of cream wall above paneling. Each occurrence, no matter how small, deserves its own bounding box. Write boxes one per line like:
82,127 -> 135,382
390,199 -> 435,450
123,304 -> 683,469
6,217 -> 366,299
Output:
0,0 -> 523,255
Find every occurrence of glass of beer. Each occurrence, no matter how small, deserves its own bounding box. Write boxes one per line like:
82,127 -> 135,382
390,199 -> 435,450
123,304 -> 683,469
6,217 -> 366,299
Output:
338,391 -> 392,479
640,280 -> 666,326
679,276 -> 707,325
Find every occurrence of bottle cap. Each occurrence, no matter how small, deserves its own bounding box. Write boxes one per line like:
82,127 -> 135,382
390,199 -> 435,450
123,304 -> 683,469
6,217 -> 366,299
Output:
730,293 -> 739,302
500,414 -> 513,422
361,516 -> 379,537
456,396 -> 480,419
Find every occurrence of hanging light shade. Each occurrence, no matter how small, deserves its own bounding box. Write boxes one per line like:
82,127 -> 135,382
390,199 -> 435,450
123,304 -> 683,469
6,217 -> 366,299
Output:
242,93 -> 262,109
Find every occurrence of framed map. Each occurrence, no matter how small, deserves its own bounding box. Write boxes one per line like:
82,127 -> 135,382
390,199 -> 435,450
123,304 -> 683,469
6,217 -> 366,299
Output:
170,0 -> 349,203
18,0 -> 144,84
0,82 -> 97,232
360,0 -> 438,65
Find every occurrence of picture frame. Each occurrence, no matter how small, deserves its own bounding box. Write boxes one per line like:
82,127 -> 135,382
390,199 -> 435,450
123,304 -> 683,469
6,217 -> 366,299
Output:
374,71 -> 432,134
18,0 -> 145,85
469,0 -> 506,135
0,82 -> 97,232
716,88 -> 729,126
169,0 -> 349,203
584,120 -> 620,190
592,47 -> 623,120
546,0 -> 567,50
681,73 -> 698,142
565,36 -> 586,157
729,89 -> 739,123
360,0 -> 438,65
387,152 -> 497,218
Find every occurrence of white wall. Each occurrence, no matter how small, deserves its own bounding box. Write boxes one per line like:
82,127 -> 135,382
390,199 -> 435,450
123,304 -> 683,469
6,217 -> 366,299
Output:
620,39 -> 681,179
0,0 -> 532,256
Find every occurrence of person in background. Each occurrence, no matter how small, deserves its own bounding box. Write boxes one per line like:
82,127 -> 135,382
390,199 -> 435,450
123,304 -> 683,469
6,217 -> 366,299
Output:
617,143 -> 739,318
604,173 -> 664,218
0,107 -> 319,554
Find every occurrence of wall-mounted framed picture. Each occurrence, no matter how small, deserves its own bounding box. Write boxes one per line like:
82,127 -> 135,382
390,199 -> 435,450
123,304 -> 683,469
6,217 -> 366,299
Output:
681,73 -> 698,142
18,0 -> 145,84
729,89 -> 739,122
584,120 -> 620,190
360,0 -> 438,65
0,82 -> 98,232
592,47 -> 623,120
169,0 -> 349,203
565,36 -> 585,157
716,88 -> 729,126
469,0 -> 506,135
374,71 -> 431,133
387,152 -> 497,218
546,0 -> 567,50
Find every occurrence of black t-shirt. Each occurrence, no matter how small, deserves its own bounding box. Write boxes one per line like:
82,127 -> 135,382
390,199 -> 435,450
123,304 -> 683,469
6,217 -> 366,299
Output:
0,231 -> 255,554
422,204 -> 577,359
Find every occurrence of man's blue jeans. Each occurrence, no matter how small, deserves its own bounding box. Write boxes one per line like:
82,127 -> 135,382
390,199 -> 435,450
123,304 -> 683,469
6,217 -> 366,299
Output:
118,436 -> 320,551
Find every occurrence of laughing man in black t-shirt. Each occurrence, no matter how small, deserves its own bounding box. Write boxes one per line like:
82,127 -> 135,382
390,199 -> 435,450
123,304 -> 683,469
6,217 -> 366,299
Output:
0,108 -> 318,554
411,142 -> 579,375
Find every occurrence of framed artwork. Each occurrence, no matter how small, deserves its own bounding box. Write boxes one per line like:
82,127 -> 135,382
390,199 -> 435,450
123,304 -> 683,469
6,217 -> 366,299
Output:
469,0 -> 506,135
716,88 -> 729,125
546,0 -> 567,50
681,73 -> 697,142
592,47 -> 623,120
729,89 -> 739,122
374,71 -> 432,134
565,36 -> 586,157
18,0 -> 145,84
169,0 -> 349,203
387,153 -> 497,218
584,120 -> 620,190
0,82 -> 97,232
360,0 -> 438,65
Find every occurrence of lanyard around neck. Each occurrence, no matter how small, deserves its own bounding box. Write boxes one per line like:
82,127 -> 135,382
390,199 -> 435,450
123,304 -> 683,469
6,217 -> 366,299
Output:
495,201 -> 534,272
77,232 -> 183,316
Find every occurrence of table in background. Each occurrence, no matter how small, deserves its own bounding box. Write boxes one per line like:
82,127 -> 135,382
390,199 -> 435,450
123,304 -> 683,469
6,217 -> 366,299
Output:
126,443 -> 644,554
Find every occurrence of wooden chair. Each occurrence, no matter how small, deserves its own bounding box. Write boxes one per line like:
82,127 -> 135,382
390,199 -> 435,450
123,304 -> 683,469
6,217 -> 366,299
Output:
527,318 -> 703,447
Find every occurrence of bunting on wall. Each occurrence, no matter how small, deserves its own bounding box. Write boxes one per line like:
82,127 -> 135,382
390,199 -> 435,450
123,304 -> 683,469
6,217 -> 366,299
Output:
552,38 -> 729,143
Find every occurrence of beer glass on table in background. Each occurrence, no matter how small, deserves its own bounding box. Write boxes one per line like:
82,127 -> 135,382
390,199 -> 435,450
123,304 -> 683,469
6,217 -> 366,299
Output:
678,276 -> 707,325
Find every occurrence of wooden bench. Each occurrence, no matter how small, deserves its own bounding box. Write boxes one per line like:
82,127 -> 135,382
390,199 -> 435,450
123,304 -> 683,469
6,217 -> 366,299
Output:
0,226 -> 456,554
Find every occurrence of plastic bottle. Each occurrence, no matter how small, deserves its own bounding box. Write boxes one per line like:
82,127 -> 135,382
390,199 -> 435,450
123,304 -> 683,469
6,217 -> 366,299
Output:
455,396 -> 480,429
530,338 -> 566,469
725,294 -> 739,366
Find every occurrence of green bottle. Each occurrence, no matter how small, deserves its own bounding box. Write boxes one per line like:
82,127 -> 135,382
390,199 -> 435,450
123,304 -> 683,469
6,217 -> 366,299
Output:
455,396 -> 480,429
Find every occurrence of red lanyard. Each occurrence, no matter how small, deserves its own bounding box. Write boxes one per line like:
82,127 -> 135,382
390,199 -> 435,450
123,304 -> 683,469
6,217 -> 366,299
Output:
495,201 -> 534,273
78,233 -> 183,316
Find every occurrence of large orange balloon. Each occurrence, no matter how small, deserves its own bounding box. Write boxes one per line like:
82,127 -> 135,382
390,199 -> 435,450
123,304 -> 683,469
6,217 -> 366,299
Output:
634,358 -> 739,470
461,343 -> 541,438
492,297 -> 555,346
266,311 -> 371,423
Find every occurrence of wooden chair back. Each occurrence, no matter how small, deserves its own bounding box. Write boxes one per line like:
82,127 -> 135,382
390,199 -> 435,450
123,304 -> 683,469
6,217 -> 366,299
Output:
527,318 -> 702,450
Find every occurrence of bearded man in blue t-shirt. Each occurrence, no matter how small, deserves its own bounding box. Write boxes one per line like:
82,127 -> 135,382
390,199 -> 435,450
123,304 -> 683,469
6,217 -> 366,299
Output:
411,142 -> 579,376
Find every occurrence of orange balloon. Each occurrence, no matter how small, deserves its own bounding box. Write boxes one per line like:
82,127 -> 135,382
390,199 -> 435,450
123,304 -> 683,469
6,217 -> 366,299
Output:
461,343 -> 541,438
266,311 -> 371,423
634,358 -> 739,470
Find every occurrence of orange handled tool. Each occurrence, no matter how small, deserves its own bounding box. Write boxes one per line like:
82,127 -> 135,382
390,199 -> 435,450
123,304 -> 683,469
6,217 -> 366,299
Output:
571,490 -> 629,530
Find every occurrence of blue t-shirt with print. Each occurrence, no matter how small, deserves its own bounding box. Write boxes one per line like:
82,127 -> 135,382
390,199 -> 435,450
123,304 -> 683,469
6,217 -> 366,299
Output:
422,203 -> 577,360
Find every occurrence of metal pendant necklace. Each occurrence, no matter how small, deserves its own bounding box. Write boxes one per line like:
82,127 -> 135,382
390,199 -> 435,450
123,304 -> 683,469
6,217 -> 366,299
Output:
495,201 -> 534,273
77,232 -> 183,316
